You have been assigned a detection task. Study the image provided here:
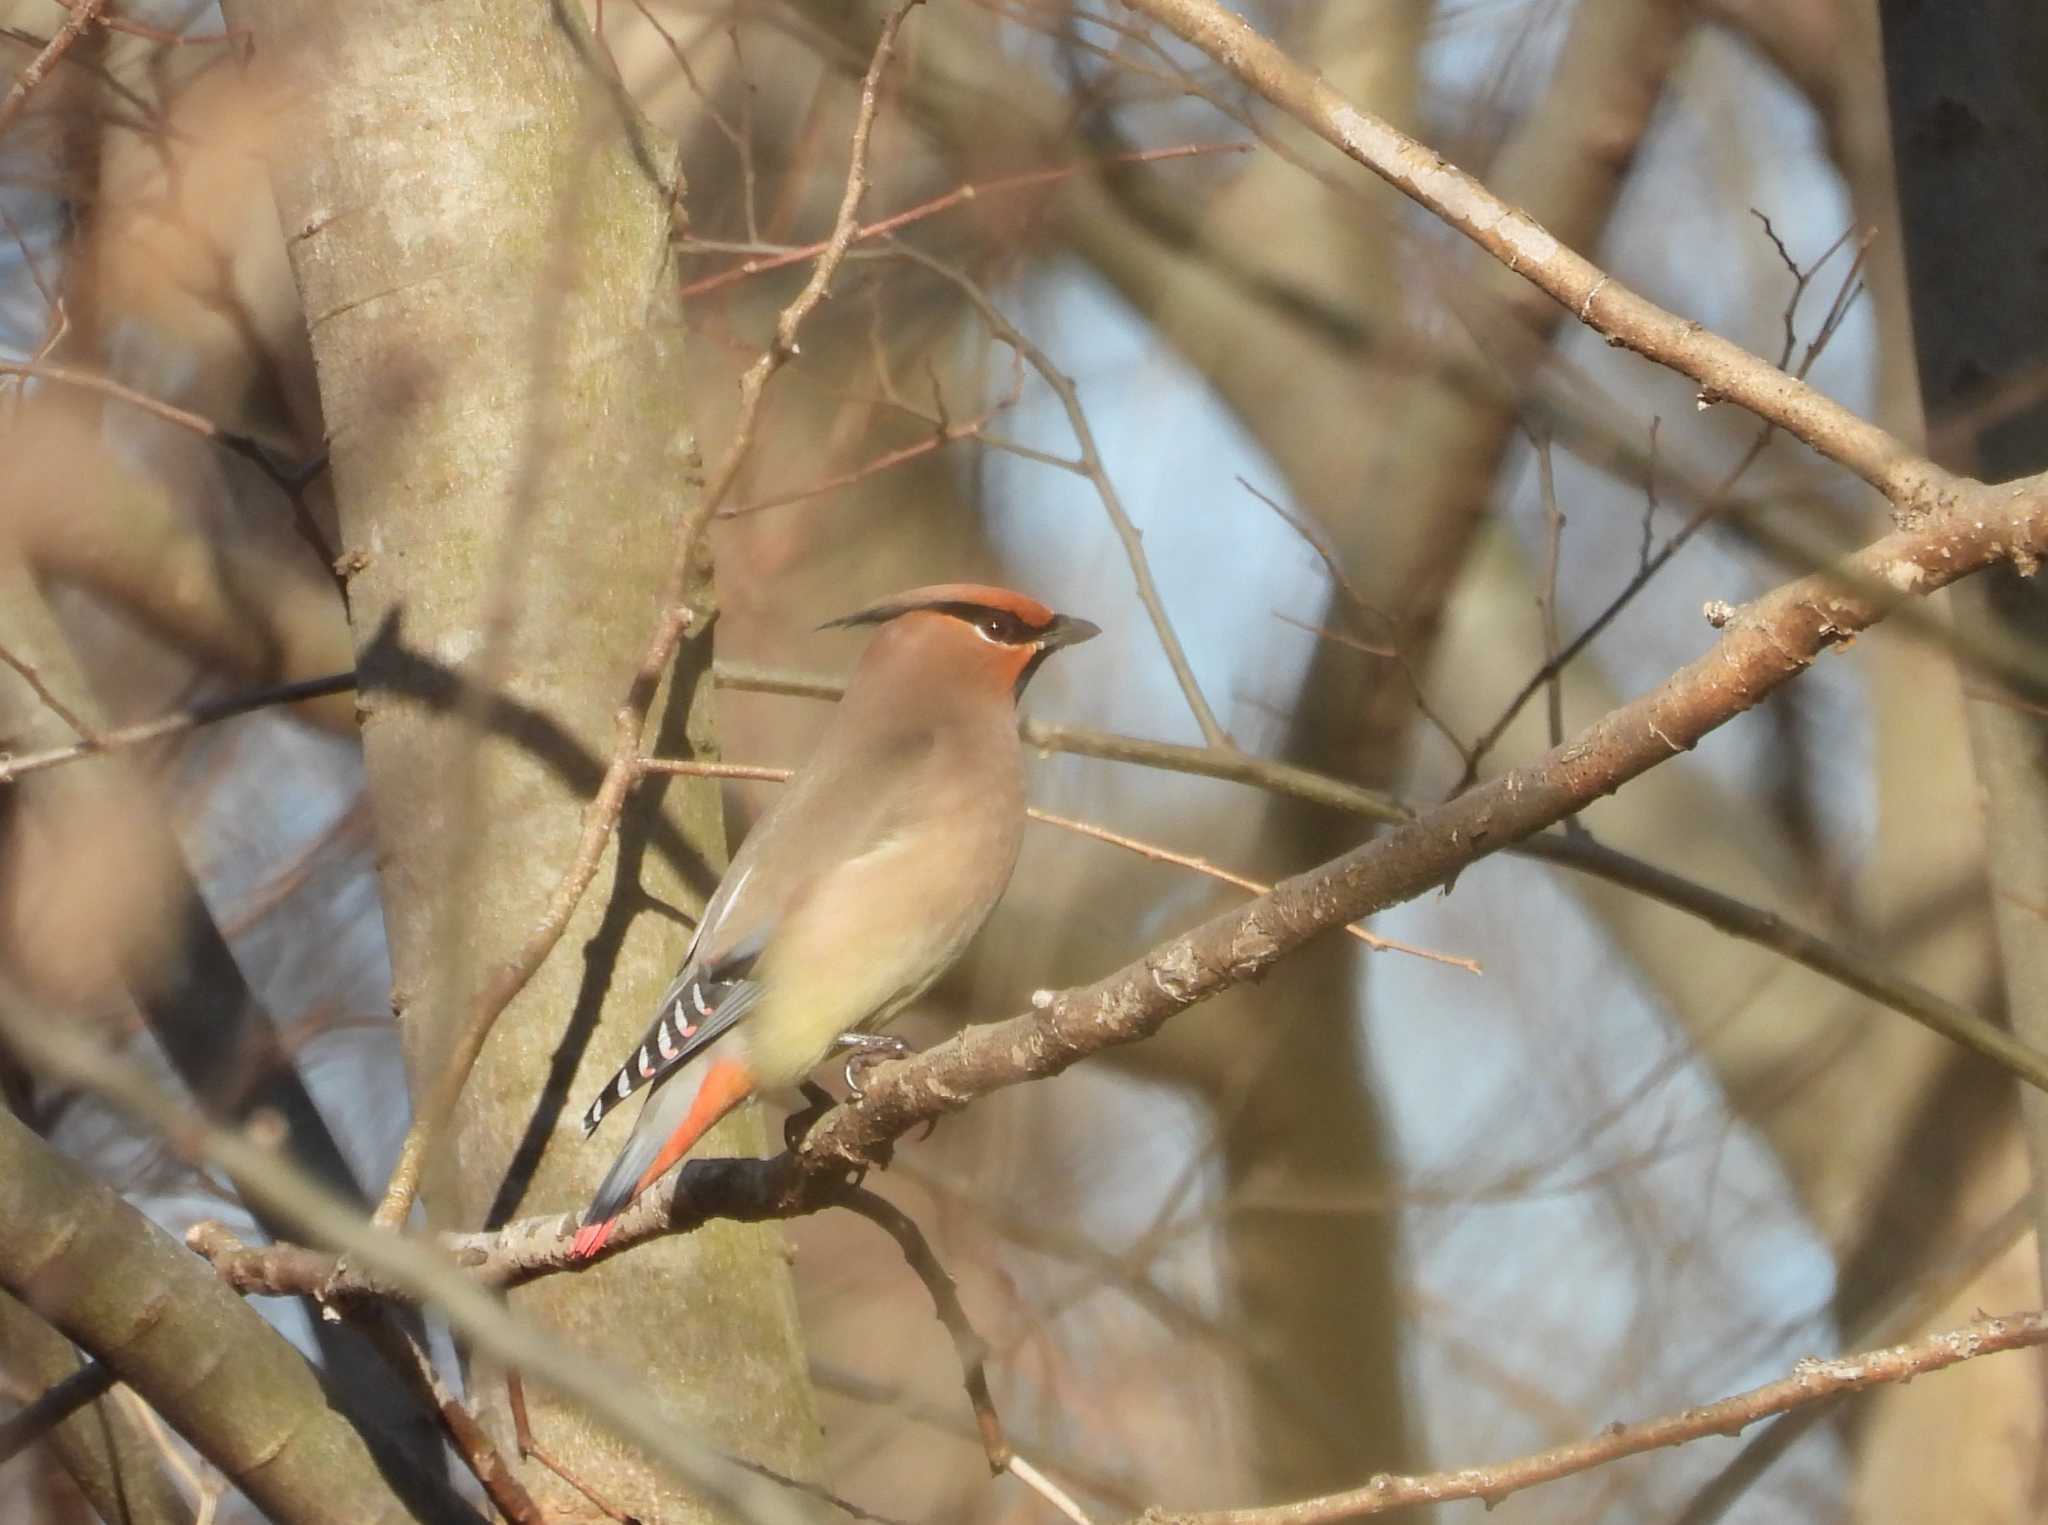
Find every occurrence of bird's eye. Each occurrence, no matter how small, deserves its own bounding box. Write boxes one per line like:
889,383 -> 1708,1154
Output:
982,615 -> 1008,640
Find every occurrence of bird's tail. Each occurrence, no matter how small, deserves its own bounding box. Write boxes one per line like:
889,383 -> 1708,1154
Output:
570,1056 -> 756,1261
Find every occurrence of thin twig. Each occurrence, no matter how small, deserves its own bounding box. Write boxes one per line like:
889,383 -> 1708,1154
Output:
357,1308 -> 545,1525
1139,1310 -> 2048,1523
1027,806 -> 1479,973
721,355 -> 1027,517
120,1389 -> 221,1522
679,141 -> 1249,298
1530,427 -> 1568,752
0,196 -> 57,310
1237,476 -> 1473,771
635,758 -> 793,784
0,673 -> 355,785
1009,1453 -> 1098,1525
828,1184 -> 1003,1465
1453,222 -> 1873,790
43,0 -> 244,46
633,757 -> 1477,972
1639,417 -> 1661,575
371,0 -> 926,1228
0,642 -> 98,745
0,360 -> 323,497
826,1184 -> 1097,1523
1515,831 -> 2048,1089
887,242 -> 1232,748
0,1358 -> 115,1463
508,1373 -> 636,1524
0,0 -> 106,141
1113,0 -> 1948,512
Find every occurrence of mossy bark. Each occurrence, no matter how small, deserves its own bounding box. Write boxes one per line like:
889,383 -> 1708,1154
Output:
223,1 -> 822,1516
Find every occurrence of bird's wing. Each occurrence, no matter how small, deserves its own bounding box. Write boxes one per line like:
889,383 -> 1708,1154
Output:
576,719 -> 936,1136
577,933 -> 765,1137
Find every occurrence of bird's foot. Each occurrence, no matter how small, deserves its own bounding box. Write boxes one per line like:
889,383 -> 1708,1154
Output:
833,1031 -> 915,1098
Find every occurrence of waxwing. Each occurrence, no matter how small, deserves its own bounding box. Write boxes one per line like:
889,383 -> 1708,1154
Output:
570,584 -> 1099,1258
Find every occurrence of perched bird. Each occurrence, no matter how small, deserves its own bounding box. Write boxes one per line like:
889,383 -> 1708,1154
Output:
569,583 -> 1099,1259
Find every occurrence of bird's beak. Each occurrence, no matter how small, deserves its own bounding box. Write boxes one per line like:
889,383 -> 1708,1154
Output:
1038,614 -> 1101,651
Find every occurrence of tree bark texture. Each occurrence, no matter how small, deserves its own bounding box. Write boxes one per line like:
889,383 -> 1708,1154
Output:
224,2 -> 822,1517
1881,0 -> 2048,1275
0,1105 -> 422,1524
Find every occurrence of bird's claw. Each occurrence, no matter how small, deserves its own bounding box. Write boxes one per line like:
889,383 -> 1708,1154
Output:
833,1032 -> 914,1098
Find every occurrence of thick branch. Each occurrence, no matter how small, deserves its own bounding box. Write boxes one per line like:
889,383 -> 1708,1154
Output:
0,1106 -> 422,1525
795,469 -> 2048,1167
200,472 -> 2048,1301
0,1005 -> 808,1521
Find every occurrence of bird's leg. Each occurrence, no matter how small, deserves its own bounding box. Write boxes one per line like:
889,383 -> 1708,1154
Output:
833,1031 -> 915,1097
782,1080 -> 837,1152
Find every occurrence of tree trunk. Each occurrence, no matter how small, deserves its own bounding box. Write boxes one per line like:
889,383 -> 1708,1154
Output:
1874,6 -> 2048,1521
1881,0 -> 2048,1298
226,1 -> 822,1516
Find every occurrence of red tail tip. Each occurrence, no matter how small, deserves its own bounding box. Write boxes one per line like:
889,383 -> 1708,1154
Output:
570,1218 -> 617,1261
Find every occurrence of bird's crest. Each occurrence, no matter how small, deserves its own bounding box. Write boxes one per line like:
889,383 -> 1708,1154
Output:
821,583 -> 1060,645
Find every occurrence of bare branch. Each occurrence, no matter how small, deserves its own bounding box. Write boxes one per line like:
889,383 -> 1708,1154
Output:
636,756 -> 1475,970
1530,427 -> 1568,753
0,1358 -> 116,1465
0,361 -> 324,496
1456,220 -> 1875,788
1138,1310 -> 2048,1523
887,242 -> 1233,748
357,1310 -> 545,1525
790,466 -> 2048,1169
42,0 -> 243,46
1112,0 -> 1952,513
1026,805 -> 1478,974
199,471 -> 2048,1316
717,656 -> 2048,1096
681,141 -> 1250,299
0,673 -> 356,786
0,0 -> 105,140
1234,476 -> 1473,772
0,641 -> 98,745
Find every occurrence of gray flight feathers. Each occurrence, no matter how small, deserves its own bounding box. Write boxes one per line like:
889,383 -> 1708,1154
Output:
578,940 -> 765,1137
573,706 -> 921,1137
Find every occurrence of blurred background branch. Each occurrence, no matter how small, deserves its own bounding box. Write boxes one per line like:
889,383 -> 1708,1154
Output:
4,0 -> 2044,1521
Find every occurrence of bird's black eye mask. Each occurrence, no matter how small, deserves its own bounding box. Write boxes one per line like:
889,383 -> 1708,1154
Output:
823,599 -> 1048,646
933,603 -> 1044,645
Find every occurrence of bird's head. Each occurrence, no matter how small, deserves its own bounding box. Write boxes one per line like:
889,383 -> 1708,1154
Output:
823,583 -> 1099,700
